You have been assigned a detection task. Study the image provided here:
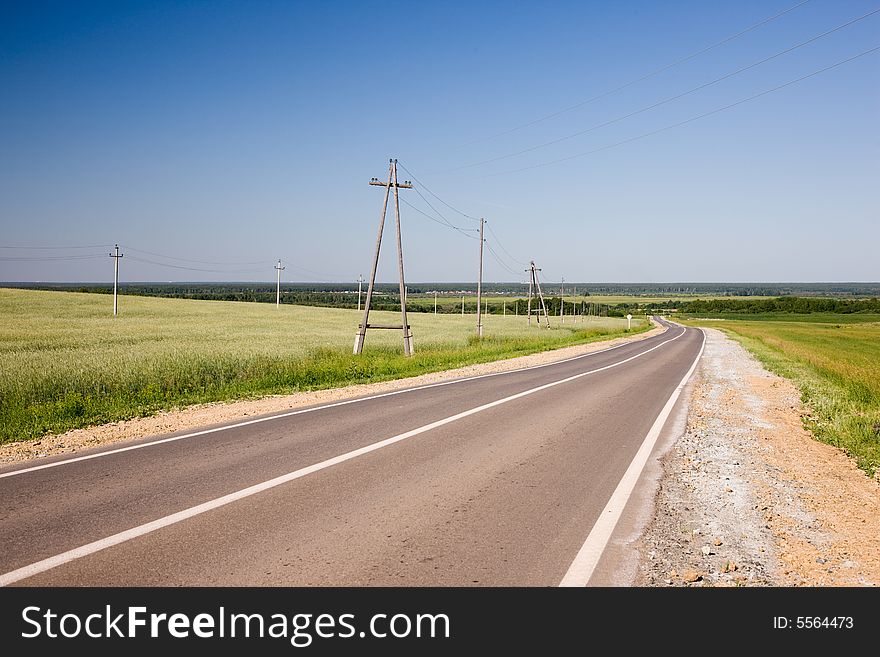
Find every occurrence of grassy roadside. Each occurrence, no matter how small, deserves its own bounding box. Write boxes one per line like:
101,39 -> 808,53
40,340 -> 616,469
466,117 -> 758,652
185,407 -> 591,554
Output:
0,288 -> 648,444
678,315 -> 880,477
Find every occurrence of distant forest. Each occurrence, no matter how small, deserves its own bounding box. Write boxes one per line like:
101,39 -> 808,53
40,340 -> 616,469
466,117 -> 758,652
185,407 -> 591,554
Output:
4,282 -> 880,316
672,296 -> 880,315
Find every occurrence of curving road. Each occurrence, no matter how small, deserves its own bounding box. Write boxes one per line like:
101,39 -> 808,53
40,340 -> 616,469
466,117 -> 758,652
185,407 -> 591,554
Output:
0,318 -> 704,586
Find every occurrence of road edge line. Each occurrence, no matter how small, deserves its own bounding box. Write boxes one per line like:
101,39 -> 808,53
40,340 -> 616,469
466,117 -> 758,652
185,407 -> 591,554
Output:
559,326 -> 706,587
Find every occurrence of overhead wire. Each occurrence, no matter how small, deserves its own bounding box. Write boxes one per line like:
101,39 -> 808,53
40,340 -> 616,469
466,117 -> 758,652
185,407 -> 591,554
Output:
398,160 -> 529,272
399,197 -> 479,239
403,183 -> 481,240
281,263 -> 350,283
121,245 -> 267,267
454,7 -> 880,171
125,255 -> 268,275
485,242 -> 523,277
484,44 -> 880,176
486,223 -> 528,267
2,243 -> 352,282
0,244 -> 114,250
0,254 -> 107,261
464,0 -> 813,146
397,161 -> 481,222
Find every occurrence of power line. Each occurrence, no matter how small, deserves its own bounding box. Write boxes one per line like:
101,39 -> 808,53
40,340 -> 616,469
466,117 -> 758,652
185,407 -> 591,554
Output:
0,254 -> 107,261
486,223 -> 528,266
121,245 -> 266,266
281,263 -> 350,283
485,241 -> 522,277
125,255 -> 268,275
399,161 -> 529,268
455,7 -> 880,171
485,44 -> 880,177
404,190 -> 473,232
125,245 -> 352,281
396,161 -> 481,222
464,0 -> 813,146
0,244 -> 114,250
1,244 -> 349,282
399,197 -> 479,238
404,184 -> 481,240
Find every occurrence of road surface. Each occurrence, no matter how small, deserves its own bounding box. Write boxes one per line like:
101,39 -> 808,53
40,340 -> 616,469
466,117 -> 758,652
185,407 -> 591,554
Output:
0,319 -> 704,586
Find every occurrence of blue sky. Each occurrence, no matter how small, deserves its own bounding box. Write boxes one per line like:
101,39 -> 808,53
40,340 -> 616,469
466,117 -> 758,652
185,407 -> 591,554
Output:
1,0 -> 877,283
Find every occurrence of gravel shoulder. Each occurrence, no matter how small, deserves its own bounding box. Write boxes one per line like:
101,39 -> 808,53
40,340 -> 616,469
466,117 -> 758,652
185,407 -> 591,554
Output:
636,328 -> 880,587
1,323 -> 664,467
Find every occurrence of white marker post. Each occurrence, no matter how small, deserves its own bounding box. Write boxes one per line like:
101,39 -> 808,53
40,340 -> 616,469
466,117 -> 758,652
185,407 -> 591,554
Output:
626,313 -> 633,330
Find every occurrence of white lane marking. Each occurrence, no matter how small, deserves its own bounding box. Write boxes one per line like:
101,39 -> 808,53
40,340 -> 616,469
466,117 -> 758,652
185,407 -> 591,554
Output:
559,326 -> 706,587
0,325 -> 689,586
0,322 -> 672,480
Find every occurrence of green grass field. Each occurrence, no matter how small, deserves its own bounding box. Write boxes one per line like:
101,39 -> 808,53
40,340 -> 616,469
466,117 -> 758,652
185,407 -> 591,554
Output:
0,288 -> 645,444
680,314 -> 880,476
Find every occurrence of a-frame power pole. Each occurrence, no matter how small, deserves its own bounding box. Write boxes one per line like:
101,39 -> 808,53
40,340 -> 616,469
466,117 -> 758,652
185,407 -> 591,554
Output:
354,159 -> 414,356
525,260 -> 551,328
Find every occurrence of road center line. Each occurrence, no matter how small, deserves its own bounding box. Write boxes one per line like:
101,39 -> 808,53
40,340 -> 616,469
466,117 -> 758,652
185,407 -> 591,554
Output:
559,327 -> 706,587
0,326 -> 688,586
0,323 -> 672,480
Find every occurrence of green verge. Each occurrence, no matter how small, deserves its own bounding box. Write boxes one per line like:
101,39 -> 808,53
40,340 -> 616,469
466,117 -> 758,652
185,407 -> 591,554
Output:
0,288 -> 648,444
679,316 -> 880,477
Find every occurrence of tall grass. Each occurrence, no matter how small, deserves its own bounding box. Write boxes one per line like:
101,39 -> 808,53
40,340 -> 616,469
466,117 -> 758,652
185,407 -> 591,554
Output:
0,288 -> 645,443
682,316 -> 880,477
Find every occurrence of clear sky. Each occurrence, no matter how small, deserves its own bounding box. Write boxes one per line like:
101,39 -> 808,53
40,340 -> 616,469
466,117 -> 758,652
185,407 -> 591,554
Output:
1,0 -> 877,284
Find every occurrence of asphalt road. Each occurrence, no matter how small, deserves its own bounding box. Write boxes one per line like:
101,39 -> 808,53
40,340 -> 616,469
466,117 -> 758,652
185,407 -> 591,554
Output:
0,318 -> 704,586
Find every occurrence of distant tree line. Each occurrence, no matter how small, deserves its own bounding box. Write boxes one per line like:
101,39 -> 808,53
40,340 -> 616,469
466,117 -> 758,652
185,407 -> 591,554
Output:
671,296 -> 880,315
8,281 -> 880,298
6,283 -> 880,316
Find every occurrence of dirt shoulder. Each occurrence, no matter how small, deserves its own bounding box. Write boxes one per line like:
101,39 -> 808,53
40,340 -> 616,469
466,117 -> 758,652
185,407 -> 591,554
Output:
637,328 -> 880,587
1,323 -> 664,467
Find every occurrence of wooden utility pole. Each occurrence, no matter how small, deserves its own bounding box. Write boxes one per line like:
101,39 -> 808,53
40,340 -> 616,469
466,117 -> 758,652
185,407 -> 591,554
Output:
526,266 -> 534,325
109,244 -> 123,316
534,262 -> 551,327
525,261 -> 551,327
476,218 -> 485,338
560,275 -> 564,323
354,159 -> 414,356
357,274 -> 364,312
274,259 -> 285,308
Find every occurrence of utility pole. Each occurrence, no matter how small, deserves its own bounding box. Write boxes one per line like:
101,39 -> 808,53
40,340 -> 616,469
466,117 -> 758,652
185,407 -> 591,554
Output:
526,266 -> 534,325
357,274 -> 364,312
476,218 -> 485,338
525,261 -> 551,327
275,259 -> 285,308
461,295 -> 465,316
560,275 -> 564,323
354,159 -> 414,356
434,290 -> 438,315
109,244 -> 123,317
534,262 -> 551,327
